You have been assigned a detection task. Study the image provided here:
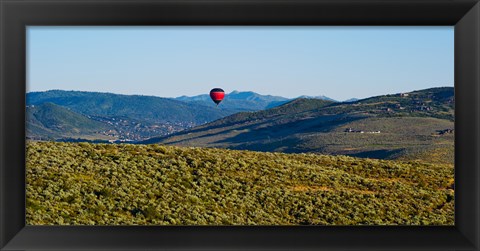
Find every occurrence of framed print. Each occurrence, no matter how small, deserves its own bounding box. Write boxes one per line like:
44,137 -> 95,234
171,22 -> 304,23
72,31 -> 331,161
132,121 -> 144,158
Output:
1,0 -> 479,250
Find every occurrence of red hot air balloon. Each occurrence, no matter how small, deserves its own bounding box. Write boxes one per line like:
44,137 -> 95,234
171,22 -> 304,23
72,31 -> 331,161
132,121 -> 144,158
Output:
210,88 -> 225,106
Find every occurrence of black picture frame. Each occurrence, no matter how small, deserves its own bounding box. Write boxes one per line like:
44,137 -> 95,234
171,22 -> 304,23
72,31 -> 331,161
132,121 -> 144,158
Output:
1,0 -> 479,250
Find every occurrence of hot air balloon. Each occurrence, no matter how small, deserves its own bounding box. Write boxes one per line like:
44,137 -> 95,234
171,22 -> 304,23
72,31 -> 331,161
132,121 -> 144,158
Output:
210,88 -> 225,106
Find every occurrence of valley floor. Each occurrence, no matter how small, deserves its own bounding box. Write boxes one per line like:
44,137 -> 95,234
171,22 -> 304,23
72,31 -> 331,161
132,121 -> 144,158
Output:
26,141 -> 454,225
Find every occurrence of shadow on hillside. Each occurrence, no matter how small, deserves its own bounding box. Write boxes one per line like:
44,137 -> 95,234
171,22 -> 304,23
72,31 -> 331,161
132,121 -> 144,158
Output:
346,149 -> 405,160
215,115 -> 367,145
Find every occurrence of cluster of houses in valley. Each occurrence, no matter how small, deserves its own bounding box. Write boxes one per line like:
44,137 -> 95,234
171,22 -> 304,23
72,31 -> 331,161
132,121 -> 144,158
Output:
344,128 -> 381,134
91,116 -> 198,141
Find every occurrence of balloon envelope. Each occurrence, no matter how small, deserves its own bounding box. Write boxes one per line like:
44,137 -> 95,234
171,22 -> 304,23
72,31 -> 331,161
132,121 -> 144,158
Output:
210,88 -> 225,105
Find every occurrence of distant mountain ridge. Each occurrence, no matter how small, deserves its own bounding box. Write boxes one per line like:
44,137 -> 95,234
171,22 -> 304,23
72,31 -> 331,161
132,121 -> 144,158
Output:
343,98 -> 360,102
296,95 -> 337,102
175,90 -> 292,111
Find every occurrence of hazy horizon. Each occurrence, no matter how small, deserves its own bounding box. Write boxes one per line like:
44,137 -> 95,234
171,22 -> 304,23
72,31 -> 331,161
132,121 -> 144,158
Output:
27,26 -> 454,100
26,85 -> 453,102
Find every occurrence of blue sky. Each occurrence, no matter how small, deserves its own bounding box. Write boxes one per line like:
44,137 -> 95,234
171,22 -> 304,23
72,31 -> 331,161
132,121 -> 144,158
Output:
27,26 -> 453,101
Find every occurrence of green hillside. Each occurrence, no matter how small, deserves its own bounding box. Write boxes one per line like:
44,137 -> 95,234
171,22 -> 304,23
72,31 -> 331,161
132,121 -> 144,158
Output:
320,87 -> 454,121
26,142 -> 454,225
147,87 -> 454,164
26,103 -> 111,140
213,98 -> 335,126
26,90 -> 243,141
27,90 -> 233,124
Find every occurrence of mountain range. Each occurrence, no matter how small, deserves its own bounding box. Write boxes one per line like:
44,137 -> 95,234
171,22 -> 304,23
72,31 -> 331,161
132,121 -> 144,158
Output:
145,87 -> 455,164
175,90 -> 373,110
26,87 -> 454,164
26,90 -> 295,141
174,90 -> 339,110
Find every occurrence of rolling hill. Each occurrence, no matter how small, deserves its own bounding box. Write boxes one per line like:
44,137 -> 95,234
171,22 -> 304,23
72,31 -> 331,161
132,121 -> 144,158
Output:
26,102 -> 111,140
26,141 -> 454,225
146,87 -> 455,164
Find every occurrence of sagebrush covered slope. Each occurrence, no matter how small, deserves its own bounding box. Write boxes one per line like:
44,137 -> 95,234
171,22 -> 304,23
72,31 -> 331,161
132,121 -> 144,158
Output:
27,142 -> 454,225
